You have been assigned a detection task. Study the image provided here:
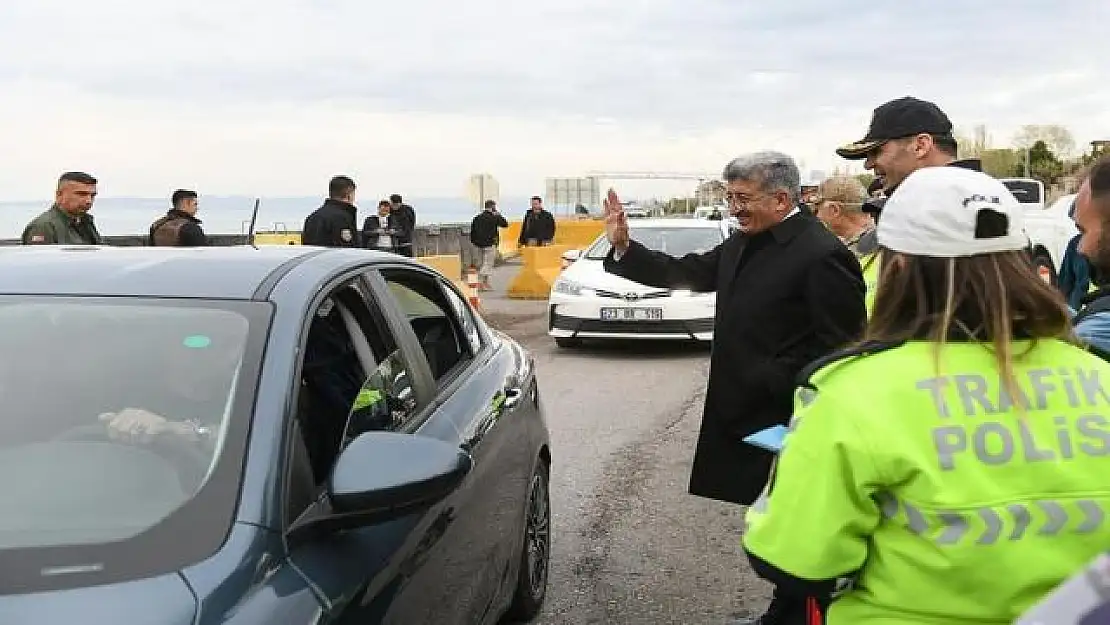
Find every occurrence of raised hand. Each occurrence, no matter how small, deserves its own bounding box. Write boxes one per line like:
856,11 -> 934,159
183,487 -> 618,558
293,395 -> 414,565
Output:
603,188 -> 630,253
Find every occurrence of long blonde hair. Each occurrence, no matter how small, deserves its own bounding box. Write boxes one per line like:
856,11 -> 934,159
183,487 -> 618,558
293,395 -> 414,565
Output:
865,248 -> 1075,403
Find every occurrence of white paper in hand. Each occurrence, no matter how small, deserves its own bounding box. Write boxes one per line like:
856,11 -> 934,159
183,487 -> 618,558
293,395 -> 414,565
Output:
743,425 -> 788,453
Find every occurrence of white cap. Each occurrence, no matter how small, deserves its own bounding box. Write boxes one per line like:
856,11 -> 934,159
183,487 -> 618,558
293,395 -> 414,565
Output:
877,166 -> 1028,257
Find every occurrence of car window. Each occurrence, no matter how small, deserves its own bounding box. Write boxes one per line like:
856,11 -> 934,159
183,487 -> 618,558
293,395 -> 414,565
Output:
440,281 -> 482,355
382,269 -> 473,384
1002,179 -> 1044,205
295,283 -> 420,481
585,226 -> 724,259
0,296 -> 268,592
342,349 -> 419,444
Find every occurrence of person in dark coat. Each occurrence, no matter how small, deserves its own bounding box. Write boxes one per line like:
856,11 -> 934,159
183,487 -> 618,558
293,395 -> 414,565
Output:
470,199 -> 509,289
303,176 -> 360,248
604,151 -> 865,508
389,194 -> 416,257
604,152 -> 866,625
517,196 -> 556,246
362,199 -> 400,254
148,189 -> 208,246
1058,197 -> 1093,309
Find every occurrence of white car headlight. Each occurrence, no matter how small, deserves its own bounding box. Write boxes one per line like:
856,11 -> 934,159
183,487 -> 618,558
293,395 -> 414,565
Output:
670,289 -> 713,298
553,279 -> 585,296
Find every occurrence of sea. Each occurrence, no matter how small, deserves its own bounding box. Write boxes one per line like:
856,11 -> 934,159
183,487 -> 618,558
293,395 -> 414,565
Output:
0,195 -> 541,239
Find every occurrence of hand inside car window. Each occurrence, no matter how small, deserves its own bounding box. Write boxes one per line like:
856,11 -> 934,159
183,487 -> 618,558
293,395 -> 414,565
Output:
98,328 -> 244,458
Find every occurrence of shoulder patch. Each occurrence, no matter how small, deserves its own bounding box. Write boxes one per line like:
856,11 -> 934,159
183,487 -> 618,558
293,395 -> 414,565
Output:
795,339 -> 904,389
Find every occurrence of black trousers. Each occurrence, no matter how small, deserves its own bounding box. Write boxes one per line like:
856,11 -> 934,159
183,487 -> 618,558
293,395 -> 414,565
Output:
759,589 -> 827,625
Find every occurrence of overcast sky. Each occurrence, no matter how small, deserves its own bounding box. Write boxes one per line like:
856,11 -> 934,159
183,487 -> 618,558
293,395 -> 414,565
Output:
0,0 -> 1106,200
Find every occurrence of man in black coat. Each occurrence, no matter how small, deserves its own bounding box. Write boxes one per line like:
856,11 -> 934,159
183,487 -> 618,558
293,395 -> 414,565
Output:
389,194 -> 416,257
517,196 -> 556,246
604,152 -> 865,625
604,151 -> 865,504
303,176 -> 360,248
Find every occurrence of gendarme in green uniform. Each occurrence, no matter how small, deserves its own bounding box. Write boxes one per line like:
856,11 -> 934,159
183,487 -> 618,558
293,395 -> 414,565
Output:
744,340 -> 1110,624
21,205 -> 103,245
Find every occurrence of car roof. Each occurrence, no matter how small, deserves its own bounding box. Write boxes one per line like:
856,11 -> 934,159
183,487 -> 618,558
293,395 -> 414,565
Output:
0,245 -> 398,299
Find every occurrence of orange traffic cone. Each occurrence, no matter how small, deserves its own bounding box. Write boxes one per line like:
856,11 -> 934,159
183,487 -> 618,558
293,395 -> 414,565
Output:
465,267 -> 482,310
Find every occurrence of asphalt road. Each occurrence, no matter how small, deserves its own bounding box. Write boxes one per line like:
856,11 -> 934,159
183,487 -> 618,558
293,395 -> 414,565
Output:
481,266 -> 771,625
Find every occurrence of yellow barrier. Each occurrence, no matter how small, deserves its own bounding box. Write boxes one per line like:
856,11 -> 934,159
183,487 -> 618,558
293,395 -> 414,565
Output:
498,221 -> 524,259
254,232 -> 301,245
498,217 -> 603,260
417,254 -> 463,280
507,245 -> 569,300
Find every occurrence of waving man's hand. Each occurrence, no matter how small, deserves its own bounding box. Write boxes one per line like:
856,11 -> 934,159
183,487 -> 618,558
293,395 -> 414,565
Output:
604,188 -> 630,255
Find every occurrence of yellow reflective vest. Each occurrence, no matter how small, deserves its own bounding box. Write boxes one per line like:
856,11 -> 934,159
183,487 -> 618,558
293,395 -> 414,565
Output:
743,339 -> 1110,624
860,252 -> 879,318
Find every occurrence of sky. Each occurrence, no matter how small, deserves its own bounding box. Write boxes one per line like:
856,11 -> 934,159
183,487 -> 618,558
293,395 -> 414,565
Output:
0,0 -> 1107,202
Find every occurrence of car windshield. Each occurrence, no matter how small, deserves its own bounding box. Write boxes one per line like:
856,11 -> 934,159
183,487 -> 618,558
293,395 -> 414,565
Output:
1002,179 -> 1043,205
0,296 -> 269,592
585,226 -> 724,260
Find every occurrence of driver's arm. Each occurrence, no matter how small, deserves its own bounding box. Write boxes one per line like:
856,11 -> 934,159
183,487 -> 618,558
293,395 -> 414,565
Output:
100,408 -> 218,454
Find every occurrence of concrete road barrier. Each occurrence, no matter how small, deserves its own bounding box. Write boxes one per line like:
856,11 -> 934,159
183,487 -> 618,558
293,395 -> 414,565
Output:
498,217 -> 603,261
252,232 -> 302,245
507,245 -> 569,300
417,254 -> 463,280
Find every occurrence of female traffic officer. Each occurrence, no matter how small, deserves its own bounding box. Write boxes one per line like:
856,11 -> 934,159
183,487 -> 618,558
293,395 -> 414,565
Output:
742,166 -> 1110,624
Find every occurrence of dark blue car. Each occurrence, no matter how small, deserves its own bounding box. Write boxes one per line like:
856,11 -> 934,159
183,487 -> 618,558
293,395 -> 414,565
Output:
0,245 -> 552,624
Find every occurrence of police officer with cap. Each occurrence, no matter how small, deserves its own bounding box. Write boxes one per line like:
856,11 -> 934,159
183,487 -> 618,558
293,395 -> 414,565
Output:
836,97 -> 985,313
835,96 -> 980,200
303,175 -> 360,248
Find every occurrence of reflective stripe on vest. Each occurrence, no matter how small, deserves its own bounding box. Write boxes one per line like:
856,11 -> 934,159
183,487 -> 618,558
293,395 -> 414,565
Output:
861,252 -> 880,318
876,493 -> 1106,546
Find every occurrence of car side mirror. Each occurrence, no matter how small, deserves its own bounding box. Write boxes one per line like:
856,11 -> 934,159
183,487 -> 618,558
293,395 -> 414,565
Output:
287,432 -> 472,546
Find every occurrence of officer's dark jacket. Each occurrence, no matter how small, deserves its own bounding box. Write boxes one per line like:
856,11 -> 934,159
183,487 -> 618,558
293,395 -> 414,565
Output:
470,210 -> 509,248
21,205 -> 102,245
302,199 -> 359,248
518,209 -> 556,245
148,209 -> 208,247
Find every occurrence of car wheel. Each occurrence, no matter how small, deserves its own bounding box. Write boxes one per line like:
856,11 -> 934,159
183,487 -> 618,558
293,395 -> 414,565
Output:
1033,251 -> 1057,286
554,337 -> 580,348
505,460 -> 551,621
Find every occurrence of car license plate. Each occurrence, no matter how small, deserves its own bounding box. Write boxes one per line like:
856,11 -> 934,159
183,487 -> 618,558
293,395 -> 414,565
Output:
600,307 -> 663,321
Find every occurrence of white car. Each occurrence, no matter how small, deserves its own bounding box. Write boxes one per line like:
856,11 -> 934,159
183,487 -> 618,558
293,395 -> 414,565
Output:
1001,178 -> 1079,284
548,218 -> 730,347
